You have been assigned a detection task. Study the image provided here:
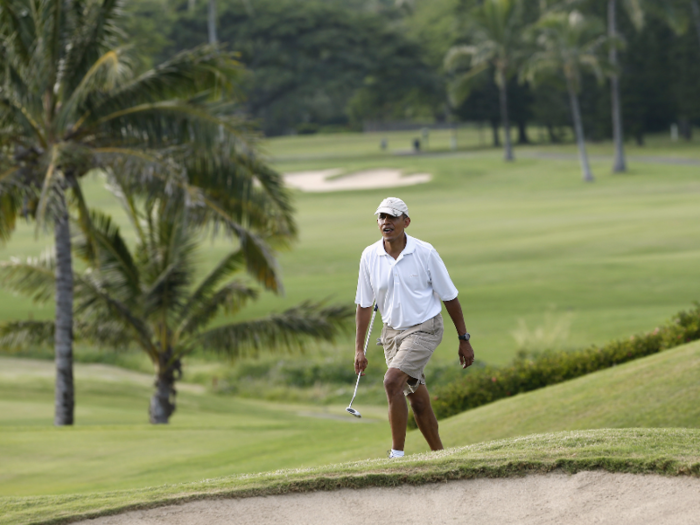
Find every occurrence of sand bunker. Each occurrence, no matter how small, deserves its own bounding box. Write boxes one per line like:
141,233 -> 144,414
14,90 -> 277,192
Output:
75,471 -> 700,525
283,168 -> 431,192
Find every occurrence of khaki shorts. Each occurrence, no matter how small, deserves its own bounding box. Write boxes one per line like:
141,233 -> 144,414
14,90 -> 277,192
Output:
380,314 -> 444,396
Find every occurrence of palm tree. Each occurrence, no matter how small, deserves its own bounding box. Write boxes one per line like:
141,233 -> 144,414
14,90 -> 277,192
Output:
522,10 -> 610,182
0,186 -> 352,424
444,0 -> 524,162
0,0 -> 293,425
607,0 -> 644,173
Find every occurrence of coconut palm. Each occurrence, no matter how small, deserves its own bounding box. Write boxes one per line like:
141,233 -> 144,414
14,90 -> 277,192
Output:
0,184 -> 352,424
607,0 -> 644,173
522,10 -> 610,182
444,0 -> 524,162
0,0 -> 294,425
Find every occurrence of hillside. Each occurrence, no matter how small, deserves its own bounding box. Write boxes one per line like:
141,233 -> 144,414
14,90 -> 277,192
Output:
405,339 -> 700,452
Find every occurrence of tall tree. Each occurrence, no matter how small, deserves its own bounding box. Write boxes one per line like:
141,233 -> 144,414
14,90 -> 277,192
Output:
445,0 -> 524,161
607,0 -> 643,173
523,10 -> 610,182
0,191 -> 351,424
0,0 -> 293,425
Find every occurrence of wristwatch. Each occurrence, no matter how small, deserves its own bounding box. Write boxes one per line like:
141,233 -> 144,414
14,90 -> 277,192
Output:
458,332 -> 471,342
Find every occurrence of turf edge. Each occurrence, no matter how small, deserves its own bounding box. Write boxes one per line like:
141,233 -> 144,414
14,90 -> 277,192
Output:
2,429 -> 699,525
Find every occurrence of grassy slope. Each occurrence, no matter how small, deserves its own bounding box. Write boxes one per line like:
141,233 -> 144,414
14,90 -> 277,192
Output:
405,339 -> 700,453
1,428 -> 698,525
1,339 -> 699,501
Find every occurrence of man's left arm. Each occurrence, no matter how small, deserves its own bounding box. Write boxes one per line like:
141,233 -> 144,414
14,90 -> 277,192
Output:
443,298 -> 475,369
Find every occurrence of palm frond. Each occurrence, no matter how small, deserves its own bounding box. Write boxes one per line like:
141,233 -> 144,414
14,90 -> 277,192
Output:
59,0 -> 126,98
0,252 -> 57,303
0,320 -> 55,350
195,301 -> 353,358
35,145 -> 62,229
73,273 -> 158,359
0,0 -> 32,63
0,189 -> 22,243
621,0 -> 644,31
180,250 -> 247,320
139,208 -> 197,319
57,47 -> 131,133
177,280 -> 258,340
73,208 -> 141,301
183,145 -> 297,240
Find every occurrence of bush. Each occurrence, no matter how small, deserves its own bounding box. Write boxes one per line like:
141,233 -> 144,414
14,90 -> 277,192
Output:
425,303 -> 700,425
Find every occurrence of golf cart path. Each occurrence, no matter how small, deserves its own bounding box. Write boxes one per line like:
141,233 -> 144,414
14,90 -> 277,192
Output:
75,471 -> 700,525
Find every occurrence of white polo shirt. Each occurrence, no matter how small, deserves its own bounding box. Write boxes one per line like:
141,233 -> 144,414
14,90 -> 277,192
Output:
355,234 -> 459,330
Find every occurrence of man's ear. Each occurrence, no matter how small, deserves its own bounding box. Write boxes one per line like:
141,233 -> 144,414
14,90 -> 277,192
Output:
404,217 -> 411,228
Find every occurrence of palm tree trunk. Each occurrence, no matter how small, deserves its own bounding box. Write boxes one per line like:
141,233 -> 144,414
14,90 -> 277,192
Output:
208,0 -> 217,44
691,0 -> 700,48
566,77 -> 594,182
497,69 -> 514,161
490,119 -> 501,147
517,120 -> 530,144
54,198 -> 75,426
149,350 -> 180,424
609,0 -> 627,173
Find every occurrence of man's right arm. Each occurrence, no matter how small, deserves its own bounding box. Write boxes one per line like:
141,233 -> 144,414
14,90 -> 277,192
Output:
354,305 -> 372,375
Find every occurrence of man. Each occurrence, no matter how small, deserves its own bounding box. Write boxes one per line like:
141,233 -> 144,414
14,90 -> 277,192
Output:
355,197 -> 475,458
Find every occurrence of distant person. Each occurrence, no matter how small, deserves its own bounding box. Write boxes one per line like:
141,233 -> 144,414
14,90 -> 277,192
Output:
380,138 -> 388,151
413,138 -> 421,153
354,197 -> 475,458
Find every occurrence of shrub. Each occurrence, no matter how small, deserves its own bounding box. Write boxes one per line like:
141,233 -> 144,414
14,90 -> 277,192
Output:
423,303 -> 700,426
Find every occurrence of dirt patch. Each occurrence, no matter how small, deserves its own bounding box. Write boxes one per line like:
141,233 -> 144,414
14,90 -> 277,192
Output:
283,169 -> 431,192
74,471 -> 700,524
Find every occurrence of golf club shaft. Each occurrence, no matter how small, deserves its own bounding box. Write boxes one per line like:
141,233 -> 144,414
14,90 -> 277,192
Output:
348,304 -> 379,408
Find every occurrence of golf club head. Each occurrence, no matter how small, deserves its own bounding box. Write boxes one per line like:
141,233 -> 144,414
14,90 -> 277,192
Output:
346,407 -> 362,418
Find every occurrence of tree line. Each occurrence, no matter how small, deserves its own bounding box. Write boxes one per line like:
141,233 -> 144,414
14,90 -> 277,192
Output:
122,0 -> 700,153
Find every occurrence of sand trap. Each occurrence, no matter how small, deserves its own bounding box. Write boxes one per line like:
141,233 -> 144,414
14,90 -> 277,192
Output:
74,471 -> 700,525
283,168 -> 431,192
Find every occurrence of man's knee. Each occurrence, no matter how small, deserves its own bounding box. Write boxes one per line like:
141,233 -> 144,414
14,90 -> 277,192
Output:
384,368 -> 408,396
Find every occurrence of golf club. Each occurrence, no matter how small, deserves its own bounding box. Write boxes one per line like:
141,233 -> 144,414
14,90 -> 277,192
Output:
346,303 -> 379,418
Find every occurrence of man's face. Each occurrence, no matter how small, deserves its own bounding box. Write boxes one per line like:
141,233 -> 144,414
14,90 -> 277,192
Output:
377,212 -> 410,243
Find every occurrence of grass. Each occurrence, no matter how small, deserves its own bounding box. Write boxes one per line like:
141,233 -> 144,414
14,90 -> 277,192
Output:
2,338 -> 700,518
0,358 -> 389,497
1,427 -> 698,525
407,339 -> 700,453
1,133 -> 699,370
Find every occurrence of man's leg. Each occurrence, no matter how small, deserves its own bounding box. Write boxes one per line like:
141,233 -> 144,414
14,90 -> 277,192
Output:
407,384 -> 443,451
383,367 -> 410,451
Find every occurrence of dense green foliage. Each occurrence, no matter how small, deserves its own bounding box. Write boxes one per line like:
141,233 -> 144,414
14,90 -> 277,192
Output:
428,303 -> 700,423
120,0 -> 700,140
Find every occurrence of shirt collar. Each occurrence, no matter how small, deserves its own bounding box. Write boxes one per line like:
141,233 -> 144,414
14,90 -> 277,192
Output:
375,234 -> 415,257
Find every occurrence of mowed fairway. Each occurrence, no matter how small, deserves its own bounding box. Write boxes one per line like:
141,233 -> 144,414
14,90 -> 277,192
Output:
0,357 -> 390,496
1,133 -> 699,366
250,134 -> 700,365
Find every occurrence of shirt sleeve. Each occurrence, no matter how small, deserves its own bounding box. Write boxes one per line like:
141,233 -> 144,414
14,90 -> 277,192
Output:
355,251 -> 375,307
428,248 -> 459,301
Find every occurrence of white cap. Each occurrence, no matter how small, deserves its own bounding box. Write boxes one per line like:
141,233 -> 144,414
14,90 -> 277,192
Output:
374,197 -> 409,218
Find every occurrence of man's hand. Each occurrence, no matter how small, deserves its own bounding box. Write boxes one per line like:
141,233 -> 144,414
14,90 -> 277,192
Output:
354,351 -> 368,375
458,340 -> 475,369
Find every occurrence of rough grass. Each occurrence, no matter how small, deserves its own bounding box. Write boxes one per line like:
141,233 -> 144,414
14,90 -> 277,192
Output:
1,428 -> 698,525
